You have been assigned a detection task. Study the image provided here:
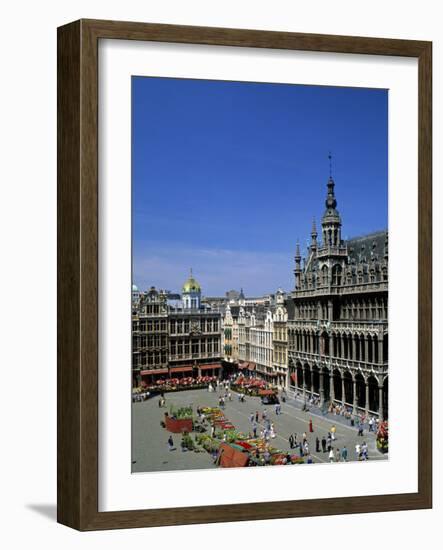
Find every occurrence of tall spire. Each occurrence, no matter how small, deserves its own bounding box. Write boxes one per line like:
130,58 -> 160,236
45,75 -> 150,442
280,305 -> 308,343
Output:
322,153 -> 342,247
325,151 -> 337,210
325,177 -> 338,210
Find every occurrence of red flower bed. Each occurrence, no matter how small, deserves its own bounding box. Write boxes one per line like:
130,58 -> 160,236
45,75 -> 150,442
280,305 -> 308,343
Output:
235,441 -> 253,451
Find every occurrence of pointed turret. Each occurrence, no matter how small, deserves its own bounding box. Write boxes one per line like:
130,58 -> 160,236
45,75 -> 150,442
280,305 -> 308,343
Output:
294,241 -> 302,289
310,217 -> 318,251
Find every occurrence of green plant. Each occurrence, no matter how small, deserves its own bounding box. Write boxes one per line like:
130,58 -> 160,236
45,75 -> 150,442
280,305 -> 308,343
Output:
169,405 -> 193,419
181,433 -> 194,450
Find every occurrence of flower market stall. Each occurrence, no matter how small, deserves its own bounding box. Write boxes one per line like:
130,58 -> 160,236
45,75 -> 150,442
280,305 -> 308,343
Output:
135,375 -> 218,396
376,420 -> 389,453
164,406 -> 194,433
230,376 -> 278,397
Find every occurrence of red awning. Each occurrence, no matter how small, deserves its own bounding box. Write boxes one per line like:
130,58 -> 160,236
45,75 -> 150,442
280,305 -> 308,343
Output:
199,364 -> 221,371
258,389 -> 276,396
141,368 -> 169,376
169,366 -> 193,373
219,443 -> 249,468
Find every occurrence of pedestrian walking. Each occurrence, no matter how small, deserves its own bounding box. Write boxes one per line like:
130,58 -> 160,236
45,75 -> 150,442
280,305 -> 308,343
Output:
355,443 -> 361,460
327,435 -> 332,452
289,434 -> 294,449
249,412 -> 254,423
329,448 -> 335,463
361,442 -> 368,460
168,435 -> 174,451
358,425 -> 364,436
335,448 -> 340,462
341,446 -> 348,462
307,454 -> 313,464
309,418 -> 314,433
255,411 -> 259,423
331,425 -> 336,440
321,436 -> 327,452
293,433 -> 298,446
302,432 -> 307,444
315,437 -> 320,453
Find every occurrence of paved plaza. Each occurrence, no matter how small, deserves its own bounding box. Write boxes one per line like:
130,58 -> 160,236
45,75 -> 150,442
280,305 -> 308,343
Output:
132,387 -> 386,473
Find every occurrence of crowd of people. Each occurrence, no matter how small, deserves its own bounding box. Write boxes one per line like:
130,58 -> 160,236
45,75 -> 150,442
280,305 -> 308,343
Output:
247,410 -> 277,441
165,375 -> 379,463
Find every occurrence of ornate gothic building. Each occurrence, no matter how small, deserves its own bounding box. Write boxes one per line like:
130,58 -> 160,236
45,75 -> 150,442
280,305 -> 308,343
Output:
132,272 -> 222,386
287,175 -> 388,419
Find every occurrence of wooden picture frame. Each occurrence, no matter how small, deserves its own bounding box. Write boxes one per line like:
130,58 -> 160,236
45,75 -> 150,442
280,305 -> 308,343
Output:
57,19 -> 432,530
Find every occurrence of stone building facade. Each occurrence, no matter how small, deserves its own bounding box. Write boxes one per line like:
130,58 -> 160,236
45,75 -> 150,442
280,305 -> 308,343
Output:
235,290 -> 289,387
287,176 -> 388,418
132,273 -> 222,386
132,286 -> 169,386
272,290 -> 289,387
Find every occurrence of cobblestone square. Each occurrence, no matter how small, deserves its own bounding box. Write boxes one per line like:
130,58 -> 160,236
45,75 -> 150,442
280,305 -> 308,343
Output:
132,387 -> 386,473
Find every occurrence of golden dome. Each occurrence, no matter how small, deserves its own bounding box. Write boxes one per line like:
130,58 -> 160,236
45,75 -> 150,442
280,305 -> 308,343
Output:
182,271 -> 201,293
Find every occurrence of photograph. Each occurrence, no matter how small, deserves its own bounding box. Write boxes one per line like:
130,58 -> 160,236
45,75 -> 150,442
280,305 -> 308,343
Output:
130,76 -> 389,472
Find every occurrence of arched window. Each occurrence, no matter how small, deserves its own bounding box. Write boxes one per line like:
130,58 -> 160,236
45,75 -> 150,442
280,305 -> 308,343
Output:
332,265 -> 342,286
321,265 -> 329,286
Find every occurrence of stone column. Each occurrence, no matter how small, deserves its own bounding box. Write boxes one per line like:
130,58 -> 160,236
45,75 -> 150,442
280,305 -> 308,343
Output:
319,370 -> 325,405
364,336 -> 369,362
378,337 -> 383,365
352,336 -> 356,361
352,377 -> 358,413
330,372 -> 335,402
365,381 -> 369,414
372,337 -> 377,364
378,385 -> 384,420
328,300 -> 333,321
341,375 -> 346,405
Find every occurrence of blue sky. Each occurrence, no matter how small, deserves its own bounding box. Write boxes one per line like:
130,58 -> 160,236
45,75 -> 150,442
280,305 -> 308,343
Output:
132,77 -> 388,296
